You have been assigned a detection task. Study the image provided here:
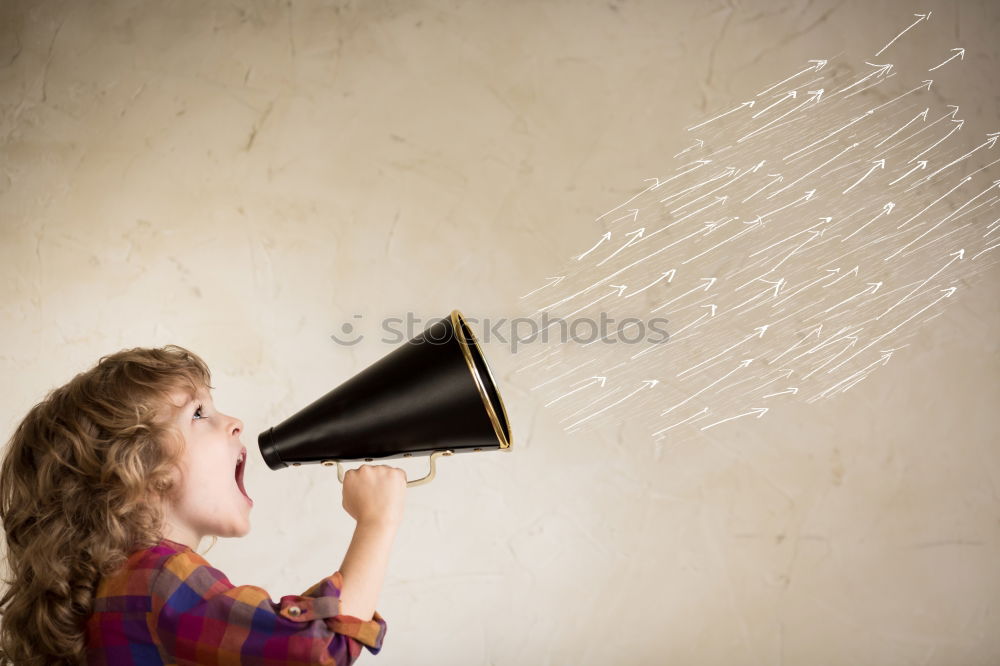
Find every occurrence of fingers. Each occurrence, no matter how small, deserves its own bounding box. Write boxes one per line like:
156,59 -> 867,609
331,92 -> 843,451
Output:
343,464 -> 407,482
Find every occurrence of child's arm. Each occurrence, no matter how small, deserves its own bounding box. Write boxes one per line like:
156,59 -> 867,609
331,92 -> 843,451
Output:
338,520 -> 399,621
337,464 -> 407,622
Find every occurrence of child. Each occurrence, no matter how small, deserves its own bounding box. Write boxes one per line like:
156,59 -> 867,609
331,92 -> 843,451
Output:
0,344 -> 406,665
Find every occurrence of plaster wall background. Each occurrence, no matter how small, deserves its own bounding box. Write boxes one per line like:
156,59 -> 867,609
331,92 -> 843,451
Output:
1,1 -> 998,663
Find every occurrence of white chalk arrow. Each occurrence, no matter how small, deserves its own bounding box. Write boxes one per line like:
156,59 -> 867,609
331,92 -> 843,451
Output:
663,359 -> 752,415
740,89 -> 823,143
700,407 -> 769,431
759,189 -> 816,221
651,407 -> 710,438
660,168 -> 736,205
530,358 -> 598,391
625,270 -> 675,298
886,105 -> 960,155
826,265 -> 860,286
673,138 -> 704,158
678,325 -> 769,378
681,217 -> 764,265
772,269 -> 841,308
659,303 -> 716,340
727,279 -> 785,312
818,282 -> 882,315
813,350 -> 896,402
874,107 -> 929,148
791,325 -> 862,363
650,277 -> 716,313
888,161 -> 926,186
646,196 -> 728,242
834,62 -> 893,97
971,241 -> 1000,261
801,336 -> 860,379
743,173 -> 784,203
702,216 -> 739,234
520,275 -> 566,299
887,178 -> 997,260
875,12 -> 931,57
544,376 -> 607,407
910,132 -> 1000,188
909,118 -> 963,164
843,160 -> 885,193
607,209 -> 640,226
672,162 -> 762,213
761,387 -> 798,399
752,90 -> 797,119
558,284 -> 627,321
772,324 -> 824,362
566,379 -> 659,430
869,82 -> 934,119
896,176 -> 972,230
756,59 -> 826,97
574,232 -> 611,261
842,202 -> 894,242
747,226 -> 822,264
770,144 -> 857,199
877,249 -> 964,319
535,225 -> 709,315
736,368 -> 794,395
596,228 -> 645,267
687,101 -> 755,131
826,287 -> 956,374
596,177 -> 664,223
928,47 -> 964,72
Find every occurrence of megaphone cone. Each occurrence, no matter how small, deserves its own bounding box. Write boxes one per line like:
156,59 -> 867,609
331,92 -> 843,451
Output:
258,310 -> 512,487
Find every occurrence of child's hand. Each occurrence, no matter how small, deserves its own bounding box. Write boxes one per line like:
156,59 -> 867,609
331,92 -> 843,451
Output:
341,464 -> 407,527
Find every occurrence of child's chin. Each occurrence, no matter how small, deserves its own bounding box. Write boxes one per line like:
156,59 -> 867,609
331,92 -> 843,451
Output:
223,519 -> 251,539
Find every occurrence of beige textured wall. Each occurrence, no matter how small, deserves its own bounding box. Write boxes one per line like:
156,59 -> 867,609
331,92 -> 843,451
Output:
1,1 -> 998,664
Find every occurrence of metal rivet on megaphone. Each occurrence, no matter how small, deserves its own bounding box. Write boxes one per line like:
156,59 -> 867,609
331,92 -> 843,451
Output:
257,310 -> 513,487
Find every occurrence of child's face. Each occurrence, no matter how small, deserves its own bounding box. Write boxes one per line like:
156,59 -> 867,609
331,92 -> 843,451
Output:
159,384 -> 253,548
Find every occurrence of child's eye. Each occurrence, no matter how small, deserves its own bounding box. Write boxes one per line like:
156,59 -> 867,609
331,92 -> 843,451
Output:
193,405 -> 206,420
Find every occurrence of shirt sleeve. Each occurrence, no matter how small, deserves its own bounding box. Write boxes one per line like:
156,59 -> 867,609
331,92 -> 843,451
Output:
150,550 -> 387,666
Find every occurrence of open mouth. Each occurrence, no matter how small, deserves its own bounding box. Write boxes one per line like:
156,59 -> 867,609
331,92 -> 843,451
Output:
235,448 -> 253,506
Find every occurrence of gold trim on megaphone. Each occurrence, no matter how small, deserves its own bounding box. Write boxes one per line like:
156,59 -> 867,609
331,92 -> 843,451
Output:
451,309 -> 512,450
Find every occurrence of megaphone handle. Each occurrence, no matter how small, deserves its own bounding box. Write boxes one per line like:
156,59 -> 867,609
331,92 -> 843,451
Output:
334,450 -> 454,488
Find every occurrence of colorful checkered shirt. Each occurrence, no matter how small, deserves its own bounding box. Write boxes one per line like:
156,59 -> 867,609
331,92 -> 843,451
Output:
85,538 -> 387,665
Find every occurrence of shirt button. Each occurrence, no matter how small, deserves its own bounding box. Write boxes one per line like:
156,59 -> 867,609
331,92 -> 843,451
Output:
288,606 -> 302,617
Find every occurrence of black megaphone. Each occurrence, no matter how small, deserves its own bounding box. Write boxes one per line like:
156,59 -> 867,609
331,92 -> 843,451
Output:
257,310 -> 513,487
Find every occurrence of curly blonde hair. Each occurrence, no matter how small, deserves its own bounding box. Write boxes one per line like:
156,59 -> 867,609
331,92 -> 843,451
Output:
0,344 -> 216,665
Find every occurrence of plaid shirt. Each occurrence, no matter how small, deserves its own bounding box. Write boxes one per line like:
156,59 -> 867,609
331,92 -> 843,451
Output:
85,538 -> 387,665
